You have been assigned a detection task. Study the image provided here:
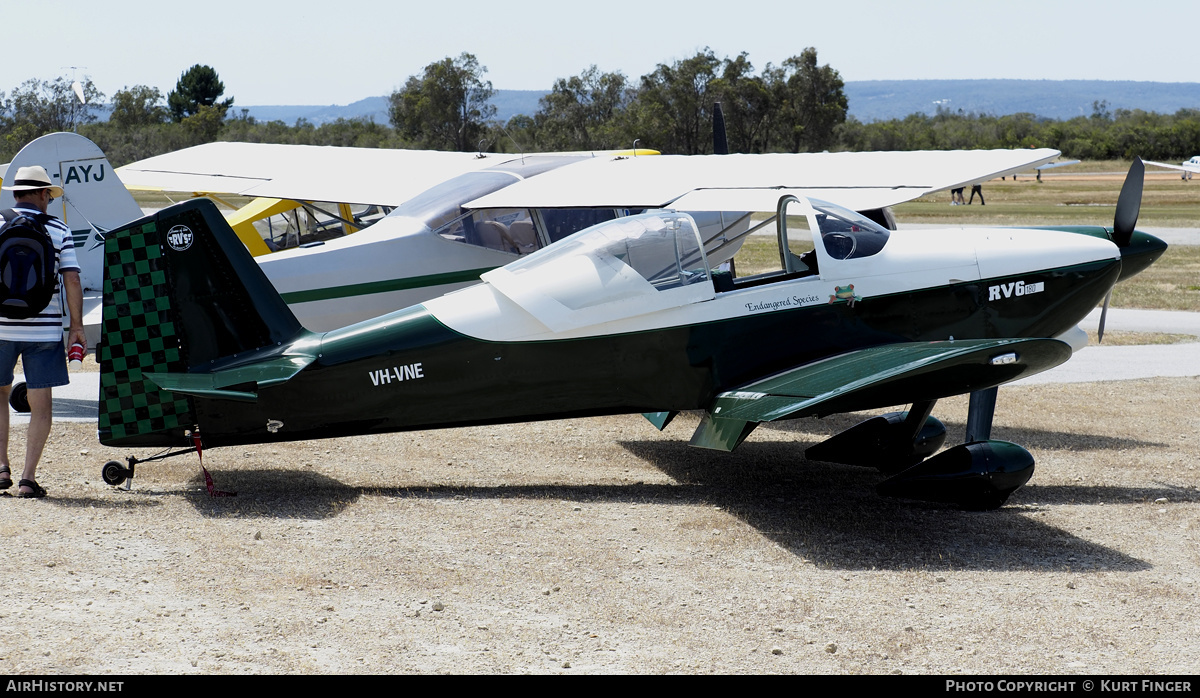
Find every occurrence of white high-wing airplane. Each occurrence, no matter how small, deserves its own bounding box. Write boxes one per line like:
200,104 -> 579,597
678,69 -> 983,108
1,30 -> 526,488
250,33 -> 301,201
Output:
103,141 -> 1063,333
1144,156 -> 1200,180
115,142 -> 526,255
9,137 -> 1062,330
251,148 -> 1062,330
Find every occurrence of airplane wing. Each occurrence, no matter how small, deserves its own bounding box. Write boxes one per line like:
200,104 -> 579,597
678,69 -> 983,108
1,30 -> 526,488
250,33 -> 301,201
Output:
689,337 -> 1072,451
464,149 -> 1061,213
1144,160 -> 1200,175
1034,159 -> 1081,171
116,142 -> 503,206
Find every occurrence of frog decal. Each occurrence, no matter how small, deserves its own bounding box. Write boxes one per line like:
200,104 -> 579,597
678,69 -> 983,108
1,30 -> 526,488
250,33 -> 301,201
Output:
828,284 -> 861,307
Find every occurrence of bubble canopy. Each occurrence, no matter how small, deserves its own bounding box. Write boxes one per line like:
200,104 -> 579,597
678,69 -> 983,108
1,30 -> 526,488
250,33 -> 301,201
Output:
481,212 -> 713,332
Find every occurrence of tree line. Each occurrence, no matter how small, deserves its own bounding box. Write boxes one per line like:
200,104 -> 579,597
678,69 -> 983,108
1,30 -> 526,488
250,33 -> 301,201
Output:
0,50 -> 849,164
3,55 -> 1198,168
839,101 -> 1200,161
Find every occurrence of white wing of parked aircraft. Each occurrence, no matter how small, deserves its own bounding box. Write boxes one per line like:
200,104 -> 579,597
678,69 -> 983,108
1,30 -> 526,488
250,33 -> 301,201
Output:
257,148 -> 1062,331
1143,157 -> 1200,180
116,142 -> 656,255
115,141 -> 503,205
465,149 -> 1061,213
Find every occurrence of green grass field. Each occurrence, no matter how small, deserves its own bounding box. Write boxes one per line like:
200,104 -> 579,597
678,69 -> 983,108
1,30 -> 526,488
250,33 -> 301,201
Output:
894,161 -> 1200,227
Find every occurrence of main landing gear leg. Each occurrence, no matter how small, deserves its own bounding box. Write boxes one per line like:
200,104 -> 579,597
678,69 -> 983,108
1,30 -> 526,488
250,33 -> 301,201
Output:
804,399 -> 946,471
965,387 -> 998,442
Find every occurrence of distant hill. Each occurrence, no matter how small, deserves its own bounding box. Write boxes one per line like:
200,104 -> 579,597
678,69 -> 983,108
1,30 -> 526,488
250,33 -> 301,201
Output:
233,80 -> 1200,127
240,96 -> 391,125
844,80 -> 1200,121
240,91 -> 549,127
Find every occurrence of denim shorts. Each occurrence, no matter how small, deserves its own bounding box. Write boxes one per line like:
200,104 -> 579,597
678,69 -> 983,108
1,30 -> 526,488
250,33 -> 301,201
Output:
0,340 -> 69,389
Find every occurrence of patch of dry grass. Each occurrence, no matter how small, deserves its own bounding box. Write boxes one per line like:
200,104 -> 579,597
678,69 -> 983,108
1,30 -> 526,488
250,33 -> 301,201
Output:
894,169 -> 1200,227
1110,245 -> 1200,310
1084,330 -> 1195,346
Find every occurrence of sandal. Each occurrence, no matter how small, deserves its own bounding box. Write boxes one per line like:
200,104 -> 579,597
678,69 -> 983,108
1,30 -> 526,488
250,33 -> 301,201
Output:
0,466 -> 10,489
16,479 -> 46,498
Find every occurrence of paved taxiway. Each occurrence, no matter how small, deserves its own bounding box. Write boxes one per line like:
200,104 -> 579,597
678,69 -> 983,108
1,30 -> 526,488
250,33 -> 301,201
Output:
1016,308 -> 1200,385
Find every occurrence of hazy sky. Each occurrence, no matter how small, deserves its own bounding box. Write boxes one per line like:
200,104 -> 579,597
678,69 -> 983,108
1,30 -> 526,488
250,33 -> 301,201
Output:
8,0 -> 1196,105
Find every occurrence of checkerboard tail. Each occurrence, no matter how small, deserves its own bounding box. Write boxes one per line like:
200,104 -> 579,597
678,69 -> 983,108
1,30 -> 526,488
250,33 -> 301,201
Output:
98,199 -> 303,446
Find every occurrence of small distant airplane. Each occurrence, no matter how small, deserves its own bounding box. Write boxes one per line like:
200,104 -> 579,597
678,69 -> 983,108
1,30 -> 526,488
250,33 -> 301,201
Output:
94,158 -> 1165,510
1144,156 -> 1200,180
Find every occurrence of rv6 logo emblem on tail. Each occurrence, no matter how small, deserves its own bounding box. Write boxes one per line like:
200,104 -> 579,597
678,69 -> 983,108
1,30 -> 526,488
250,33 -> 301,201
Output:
166,225 -> 194,252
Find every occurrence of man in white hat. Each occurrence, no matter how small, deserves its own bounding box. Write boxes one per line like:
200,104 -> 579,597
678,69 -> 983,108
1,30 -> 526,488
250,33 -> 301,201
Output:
0,165 -> 85,498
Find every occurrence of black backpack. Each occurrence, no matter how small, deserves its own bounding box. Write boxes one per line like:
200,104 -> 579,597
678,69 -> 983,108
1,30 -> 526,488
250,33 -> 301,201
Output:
0,208 -> 57,319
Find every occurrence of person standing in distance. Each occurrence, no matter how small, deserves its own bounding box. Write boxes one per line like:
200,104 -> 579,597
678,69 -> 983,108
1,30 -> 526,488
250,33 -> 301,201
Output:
0,165 -> 84,498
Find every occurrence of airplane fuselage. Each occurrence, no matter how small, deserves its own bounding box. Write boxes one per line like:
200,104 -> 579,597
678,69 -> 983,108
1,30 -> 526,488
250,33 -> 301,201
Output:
112,231 -> 1120,448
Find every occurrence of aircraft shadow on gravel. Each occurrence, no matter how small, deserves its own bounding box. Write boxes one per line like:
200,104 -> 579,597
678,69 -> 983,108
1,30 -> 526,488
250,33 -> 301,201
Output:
175,440 -> 1155,573
617,438 -> 1153,573
757,413 -> 1166,453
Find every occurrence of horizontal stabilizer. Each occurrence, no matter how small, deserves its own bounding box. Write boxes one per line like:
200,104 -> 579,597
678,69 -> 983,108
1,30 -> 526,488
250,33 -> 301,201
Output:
707,337 -> 1071,428
143,355 -> 315,402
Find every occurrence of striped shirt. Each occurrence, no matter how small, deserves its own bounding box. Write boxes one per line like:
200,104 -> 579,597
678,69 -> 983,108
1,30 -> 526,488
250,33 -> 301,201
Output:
0,203 -> 81,342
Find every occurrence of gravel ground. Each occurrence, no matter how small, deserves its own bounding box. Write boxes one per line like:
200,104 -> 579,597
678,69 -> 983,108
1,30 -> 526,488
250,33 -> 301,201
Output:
2,376 -> 1197,674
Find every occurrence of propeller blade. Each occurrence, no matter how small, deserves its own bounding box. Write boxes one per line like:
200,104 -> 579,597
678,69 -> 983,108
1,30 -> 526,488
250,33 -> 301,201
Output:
1097,290 -> 1112,344
712,102 -> 729,155
1113,157 -> 1144,247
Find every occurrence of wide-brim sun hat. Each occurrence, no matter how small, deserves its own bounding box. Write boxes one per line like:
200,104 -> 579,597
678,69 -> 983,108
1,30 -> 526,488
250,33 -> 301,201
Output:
2,165 -> 65,198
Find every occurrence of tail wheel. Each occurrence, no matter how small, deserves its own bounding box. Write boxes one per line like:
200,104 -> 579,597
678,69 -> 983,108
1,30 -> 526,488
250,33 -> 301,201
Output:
102,460 -> 129,486
8,382 -> 29,413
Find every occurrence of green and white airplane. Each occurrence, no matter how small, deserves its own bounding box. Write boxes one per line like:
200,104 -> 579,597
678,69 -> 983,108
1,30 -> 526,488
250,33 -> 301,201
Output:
95,160 -> 1165,510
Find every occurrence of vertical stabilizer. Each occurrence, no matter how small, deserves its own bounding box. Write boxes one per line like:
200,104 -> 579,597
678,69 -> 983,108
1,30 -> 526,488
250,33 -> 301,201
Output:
0,132 -> 142,291
99,199 -> 307,445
